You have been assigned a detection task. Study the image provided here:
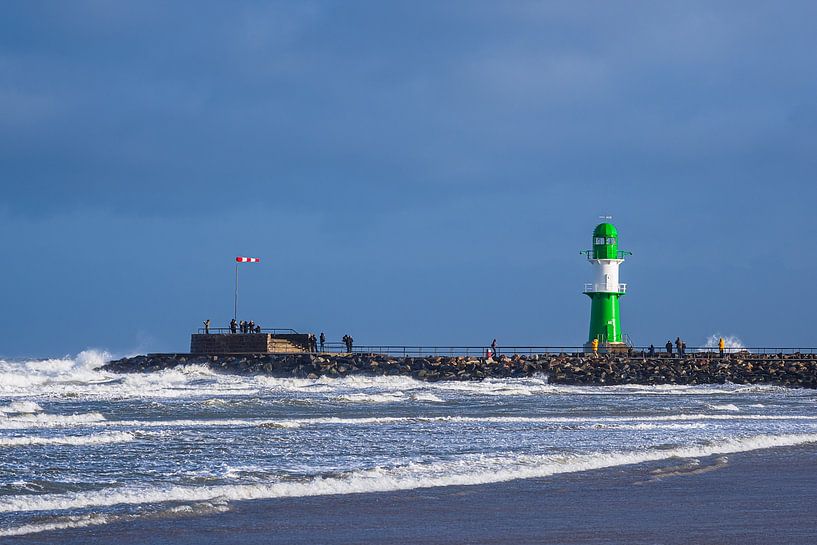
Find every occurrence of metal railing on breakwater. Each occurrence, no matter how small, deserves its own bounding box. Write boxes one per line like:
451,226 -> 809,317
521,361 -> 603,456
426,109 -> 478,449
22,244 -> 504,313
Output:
313,344 -> 817,357
197,327 -> 299,335
188,331 -> 817,358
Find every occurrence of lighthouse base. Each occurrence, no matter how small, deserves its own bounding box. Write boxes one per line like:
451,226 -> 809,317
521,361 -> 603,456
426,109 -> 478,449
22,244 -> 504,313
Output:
583,341 -> 630,354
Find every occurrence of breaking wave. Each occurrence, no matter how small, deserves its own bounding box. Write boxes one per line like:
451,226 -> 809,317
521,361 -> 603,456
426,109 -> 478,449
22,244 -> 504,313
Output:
0,401 -> 43,414
2,433 -> 815,516
0,431 -> 134,447
0,411 -> 106,429
704,334 -> 745,350
3,412 -> 817,431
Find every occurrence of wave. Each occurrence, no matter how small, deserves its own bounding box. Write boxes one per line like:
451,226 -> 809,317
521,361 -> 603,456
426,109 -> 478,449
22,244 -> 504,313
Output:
707,404 -> 740,412
0,401 -> 43,414
0,499 -> 231,537
0,354 -> 260,400
410,392 -> 445,403
0,513 -> 112,538
704,334 -> 745,350
0,411 -> 106,429
0,352 -> 803,403
3,433 -> 815,516
0,431 -> 134,447
589,423 -> 706,431
2,412 -> 816,431
335,392 -> 407,403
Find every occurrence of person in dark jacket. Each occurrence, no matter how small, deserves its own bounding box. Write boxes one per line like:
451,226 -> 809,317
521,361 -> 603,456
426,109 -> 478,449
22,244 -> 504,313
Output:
319,332 -> 325,352
203,319 -> 211,334
665,340 -> 673,355
648,344 -> 655,357
230,319 -> 237,334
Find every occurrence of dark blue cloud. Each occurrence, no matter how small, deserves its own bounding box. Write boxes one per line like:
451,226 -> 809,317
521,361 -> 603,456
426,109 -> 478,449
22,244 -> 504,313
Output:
1,1 -> 816,356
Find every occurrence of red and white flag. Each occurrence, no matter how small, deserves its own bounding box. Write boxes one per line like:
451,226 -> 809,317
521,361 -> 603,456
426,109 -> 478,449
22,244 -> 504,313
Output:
235,256 -> 261,263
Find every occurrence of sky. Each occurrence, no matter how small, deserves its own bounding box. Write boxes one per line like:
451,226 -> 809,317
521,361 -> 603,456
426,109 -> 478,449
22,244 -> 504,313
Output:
2,1 -> 816,358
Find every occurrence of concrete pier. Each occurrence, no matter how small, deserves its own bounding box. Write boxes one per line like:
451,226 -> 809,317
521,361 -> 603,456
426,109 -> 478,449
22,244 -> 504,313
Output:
190,333 -> 310,354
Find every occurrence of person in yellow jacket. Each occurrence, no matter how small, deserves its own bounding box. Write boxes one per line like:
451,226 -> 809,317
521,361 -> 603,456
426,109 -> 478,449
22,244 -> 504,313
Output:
719,337 -> 725,357
591,337 -> 599,356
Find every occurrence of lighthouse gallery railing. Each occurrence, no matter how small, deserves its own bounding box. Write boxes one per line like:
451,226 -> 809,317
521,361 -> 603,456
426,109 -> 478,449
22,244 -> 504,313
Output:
583,283 -> 627,293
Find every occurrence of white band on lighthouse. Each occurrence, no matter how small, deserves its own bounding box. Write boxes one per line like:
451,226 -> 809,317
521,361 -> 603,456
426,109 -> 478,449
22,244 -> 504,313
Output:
588,258 -> 623,293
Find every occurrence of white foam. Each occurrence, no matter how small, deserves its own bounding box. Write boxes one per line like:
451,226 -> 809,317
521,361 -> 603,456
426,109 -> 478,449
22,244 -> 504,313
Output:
335,392 -> 407,403
2,412 -> 813,431
3,433 -> 815,515
0,499 -> 231,537
0,354 -> 261,400
0,401 -> 43,414
0,431 -> 134,447
0,352 -> 801,403
707,404 -> 740,412
590,423 -> 706,431
0,514 -> 112,537
704,334 -> 745,350
410,392 -> 445,403
0,411 -> 106,429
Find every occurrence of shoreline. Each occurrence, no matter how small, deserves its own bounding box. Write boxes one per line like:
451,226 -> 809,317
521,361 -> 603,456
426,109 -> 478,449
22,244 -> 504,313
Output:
9,444 -> 817,544
103,351 -> 817,388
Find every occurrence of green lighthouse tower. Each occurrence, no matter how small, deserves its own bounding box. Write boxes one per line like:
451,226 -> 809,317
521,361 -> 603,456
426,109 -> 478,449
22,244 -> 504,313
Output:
582,222 -> 631,352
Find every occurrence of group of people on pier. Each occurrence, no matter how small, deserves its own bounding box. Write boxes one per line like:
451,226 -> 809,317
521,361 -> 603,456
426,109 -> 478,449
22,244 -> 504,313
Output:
201,319 -> 260,334
643,337 -> 727,357
306,333 -> 327,352
342,334 -> 354,353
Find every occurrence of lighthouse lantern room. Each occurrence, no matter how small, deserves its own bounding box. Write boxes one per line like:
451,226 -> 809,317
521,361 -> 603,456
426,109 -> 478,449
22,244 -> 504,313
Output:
581,222 -> 631,352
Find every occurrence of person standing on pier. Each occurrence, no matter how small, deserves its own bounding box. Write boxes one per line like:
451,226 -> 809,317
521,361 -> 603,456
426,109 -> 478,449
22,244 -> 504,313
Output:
319,332 -> 325,352
665,340 -> 673,355
203,319 -> 211,334
648,344 -> 655,357
248,320 -> 255,334
675,337 -> 682,357
230,319 -> 237,334
491,339 -> 497,358
591,337 -> 599,356
719,337 -> 725,357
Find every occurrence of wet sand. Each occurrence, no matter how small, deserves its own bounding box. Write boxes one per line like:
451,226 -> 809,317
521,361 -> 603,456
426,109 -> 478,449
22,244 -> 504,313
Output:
10,446 -> 817,545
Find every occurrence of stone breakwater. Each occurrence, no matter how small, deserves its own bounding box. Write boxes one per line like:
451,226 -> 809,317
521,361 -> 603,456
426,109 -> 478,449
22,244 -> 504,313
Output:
103,352 -> 817,388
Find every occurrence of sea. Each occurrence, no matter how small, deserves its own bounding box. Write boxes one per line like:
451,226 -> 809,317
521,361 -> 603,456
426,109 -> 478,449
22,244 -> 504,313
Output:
2,350 -> 817,539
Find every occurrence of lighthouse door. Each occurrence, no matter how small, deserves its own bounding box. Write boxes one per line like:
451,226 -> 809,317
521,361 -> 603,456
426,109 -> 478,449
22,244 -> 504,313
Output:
606,323 -> 616,343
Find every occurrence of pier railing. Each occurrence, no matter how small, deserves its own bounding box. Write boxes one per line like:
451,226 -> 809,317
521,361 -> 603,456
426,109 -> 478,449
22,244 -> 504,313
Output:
188,332 -> 817,358
311,345 -> 817,357
197,327 -> 299,335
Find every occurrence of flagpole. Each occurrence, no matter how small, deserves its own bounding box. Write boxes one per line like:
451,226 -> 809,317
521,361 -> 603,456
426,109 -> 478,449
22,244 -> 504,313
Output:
234,262 -> 239,322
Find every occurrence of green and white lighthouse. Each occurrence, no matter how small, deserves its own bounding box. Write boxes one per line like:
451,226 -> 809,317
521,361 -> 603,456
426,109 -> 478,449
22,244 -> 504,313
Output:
582,222 -> 631,351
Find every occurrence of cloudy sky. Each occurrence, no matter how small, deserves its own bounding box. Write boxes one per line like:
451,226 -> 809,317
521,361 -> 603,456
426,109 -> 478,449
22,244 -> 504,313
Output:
2,1 -> 816,357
